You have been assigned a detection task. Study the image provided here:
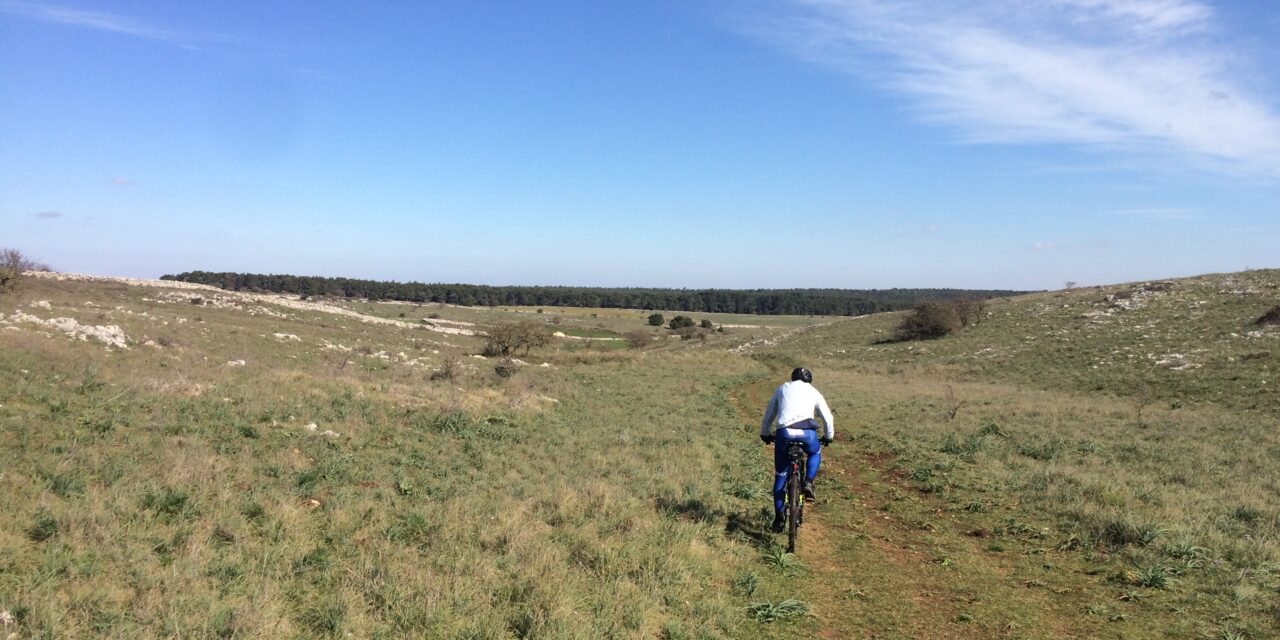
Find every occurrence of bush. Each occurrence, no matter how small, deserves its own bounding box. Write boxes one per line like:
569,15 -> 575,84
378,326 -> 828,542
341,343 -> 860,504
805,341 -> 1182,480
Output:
625,329 -> 651,350
668,315 -> 695,330
1255,304 -> 1280,326
699,319 -> 714,329
1,248 -> 51,293
894,301 -> 963,341
430,352 -> 462,381
890,298 -> 987,341
951,299 -> 987,327
647,313 -> 664,327
494,358 -> 520,378
483,320 -> 551,357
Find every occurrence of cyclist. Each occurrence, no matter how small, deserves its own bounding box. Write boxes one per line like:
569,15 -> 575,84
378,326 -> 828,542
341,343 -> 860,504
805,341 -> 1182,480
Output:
760,367 -> 834,532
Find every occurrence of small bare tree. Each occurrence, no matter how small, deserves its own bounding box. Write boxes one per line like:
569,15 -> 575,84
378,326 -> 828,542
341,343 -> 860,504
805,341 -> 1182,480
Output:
625,330 -> 651,350
1,248 -> 52,293
945,385 -> 966,421
483,320 -> 551,357
431,351 -> 463,381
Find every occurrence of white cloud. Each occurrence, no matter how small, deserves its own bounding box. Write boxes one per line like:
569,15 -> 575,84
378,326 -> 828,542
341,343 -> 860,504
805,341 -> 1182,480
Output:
745,0 -> 1280,175
0,1 -> 236,50
111,177 -> 133,186
1032,241 -> 1058,250
1110,206 -> 1201,219
1050,0 -> 1211,35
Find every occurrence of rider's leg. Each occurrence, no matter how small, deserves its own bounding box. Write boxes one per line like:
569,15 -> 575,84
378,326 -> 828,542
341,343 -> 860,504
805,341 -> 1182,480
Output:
800,430 -> 821,501
772,432 -> 791,515
803,430 -> 821,482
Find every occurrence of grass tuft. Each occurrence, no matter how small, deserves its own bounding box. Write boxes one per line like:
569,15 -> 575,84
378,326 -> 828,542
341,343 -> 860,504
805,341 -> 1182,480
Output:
141,487 -> 196,521
762,546 -> 807,576
26,512 -> 58,542
747,598 -> 808,622
1125,564 -> 1176,590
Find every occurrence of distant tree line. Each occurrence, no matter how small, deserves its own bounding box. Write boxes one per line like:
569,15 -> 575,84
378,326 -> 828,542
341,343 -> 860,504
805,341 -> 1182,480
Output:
161,271 -> 1026,317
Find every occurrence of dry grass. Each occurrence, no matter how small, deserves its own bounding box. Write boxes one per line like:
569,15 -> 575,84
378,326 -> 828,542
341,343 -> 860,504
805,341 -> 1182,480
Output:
764,269 -> 1280,638
4,270 -> 1278,638
0,276 -> 819,638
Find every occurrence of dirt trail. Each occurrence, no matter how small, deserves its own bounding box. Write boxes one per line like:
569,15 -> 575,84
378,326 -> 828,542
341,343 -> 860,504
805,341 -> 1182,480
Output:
731,365 -> 1084,639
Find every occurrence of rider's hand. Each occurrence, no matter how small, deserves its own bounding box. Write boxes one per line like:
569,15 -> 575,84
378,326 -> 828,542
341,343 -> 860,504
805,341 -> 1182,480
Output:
760,434 -> 774,445
820,436 -> 832,447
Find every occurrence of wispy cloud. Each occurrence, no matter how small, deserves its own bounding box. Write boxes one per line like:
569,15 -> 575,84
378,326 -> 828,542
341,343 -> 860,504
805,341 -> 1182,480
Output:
33,211 -> 63,219
111,176 -> 133,186
0,1 -> 224,49
892,222 -> 943,238
1030,239 -> 1109,251
743,0 -> 1280,175
1110,206 -> 1201,219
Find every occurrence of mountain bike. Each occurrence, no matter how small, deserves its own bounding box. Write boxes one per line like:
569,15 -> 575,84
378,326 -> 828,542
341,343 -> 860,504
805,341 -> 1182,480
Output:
783,441 -> 807,553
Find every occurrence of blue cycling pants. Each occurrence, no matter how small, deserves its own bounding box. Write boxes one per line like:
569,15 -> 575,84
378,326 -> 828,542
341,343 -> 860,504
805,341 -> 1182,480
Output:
772,422 -> 821,515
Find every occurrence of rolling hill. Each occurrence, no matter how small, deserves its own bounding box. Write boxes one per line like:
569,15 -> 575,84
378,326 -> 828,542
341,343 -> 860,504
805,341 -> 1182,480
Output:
1,268 -> 1276,638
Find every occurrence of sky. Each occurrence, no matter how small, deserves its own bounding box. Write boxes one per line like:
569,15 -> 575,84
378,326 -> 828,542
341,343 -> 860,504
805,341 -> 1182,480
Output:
2,0 -> 1277,290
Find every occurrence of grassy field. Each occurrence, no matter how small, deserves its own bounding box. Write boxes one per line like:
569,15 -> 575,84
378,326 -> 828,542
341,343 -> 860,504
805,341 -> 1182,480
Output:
765,269 -> 1280,638
1,270 -> 1277,638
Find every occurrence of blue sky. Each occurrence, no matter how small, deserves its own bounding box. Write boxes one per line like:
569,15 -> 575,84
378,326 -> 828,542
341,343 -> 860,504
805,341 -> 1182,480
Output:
2,0 -> 1277,290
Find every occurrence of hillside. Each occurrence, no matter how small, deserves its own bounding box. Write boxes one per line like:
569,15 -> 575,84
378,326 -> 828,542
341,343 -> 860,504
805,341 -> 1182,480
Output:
796,268 -> 1280,413
1,269 -> 1277,638
762,268 -> 1280,638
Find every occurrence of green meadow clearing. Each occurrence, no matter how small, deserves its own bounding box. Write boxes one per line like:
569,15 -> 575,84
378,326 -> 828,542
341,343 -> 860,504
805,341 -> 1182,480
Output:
1,270 -> 1277,638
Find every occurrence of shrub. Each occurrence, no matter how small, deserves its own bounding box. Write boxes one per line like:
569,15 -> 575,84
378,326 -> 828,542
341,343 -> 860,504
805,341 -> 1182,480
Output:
625,329 -> 651,350
891,298 -> 989,341
894,301 -> 963,341
675,326 -> 698,340
668,315 -> 695,330
700,319 -> 714,329
494,358 -> 520,378
951,299 -> 987,327
647,313 -> 664,326
1,247 -> 51,293
482,320 -> 551,356
430,352 -> 462,381
1255,304 -> 1280,326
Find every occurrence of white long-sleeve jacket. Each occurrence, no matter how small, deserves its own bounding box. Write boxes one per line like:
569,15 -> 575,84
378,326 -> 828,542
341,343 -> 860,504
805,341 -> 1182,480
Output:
760,380 -> 834,440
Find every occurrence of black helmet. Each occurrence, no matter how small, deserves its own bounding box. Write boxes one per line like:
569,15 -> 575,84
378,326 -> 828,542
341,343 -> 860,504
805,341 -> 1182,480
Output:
791,367 -> 812,384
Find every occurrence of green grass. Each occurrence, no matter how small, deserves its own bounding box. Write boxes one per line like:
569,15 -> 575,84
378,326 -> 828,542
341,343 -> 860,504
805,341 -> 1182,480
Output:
0,275 -> 824,638
2,269 -> 1278,638
760,269 -> 1280,638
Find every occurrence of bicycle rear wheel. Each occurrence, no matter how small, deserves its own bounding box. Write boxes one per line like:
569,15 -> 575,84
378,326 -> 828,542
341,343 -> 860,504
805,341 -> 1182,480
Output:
786,462 -> 801,553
